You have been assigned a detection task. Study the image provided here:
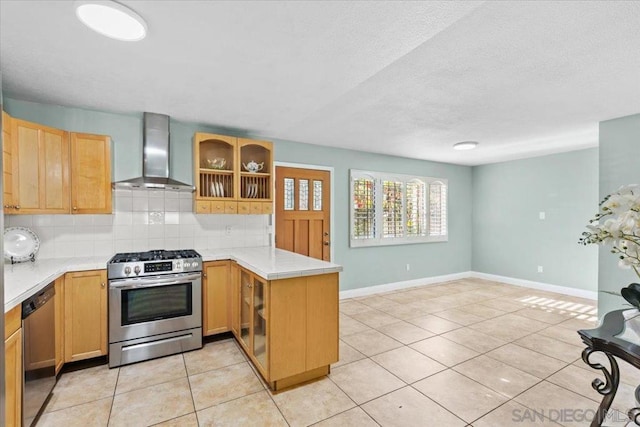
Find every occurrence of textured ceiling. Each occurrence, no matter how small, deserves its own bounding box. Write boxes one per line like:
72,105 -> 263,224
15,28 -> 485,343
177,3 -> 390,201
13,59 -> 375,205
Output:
1,1 -> 639,165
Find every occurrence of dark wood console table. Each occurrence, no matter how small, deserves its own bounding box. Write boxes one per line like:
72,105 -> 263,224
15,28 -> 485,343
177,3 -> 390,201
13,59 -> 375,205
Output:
578,309 -> 640,427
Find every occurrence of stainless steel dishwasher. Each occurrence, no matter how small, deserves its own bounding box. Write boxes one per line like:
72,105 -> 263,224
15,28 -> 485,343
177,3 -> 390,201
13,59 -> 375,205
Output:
22,282 -> 57,427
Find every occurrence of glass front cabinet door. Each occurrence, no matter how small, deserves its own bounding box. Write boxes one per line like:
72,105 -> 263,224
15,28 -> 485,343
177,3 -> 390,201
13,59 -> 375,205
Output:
252,276 -> 267,371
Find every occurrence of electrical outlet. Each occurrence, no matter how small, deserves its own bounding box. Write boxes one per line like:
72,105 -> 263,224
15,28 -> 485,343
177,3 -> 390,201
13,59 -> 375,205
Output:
537,265 -> 543,273
406,264 -> 411,271
539,212 -> 546,220
225,226 -> 232,235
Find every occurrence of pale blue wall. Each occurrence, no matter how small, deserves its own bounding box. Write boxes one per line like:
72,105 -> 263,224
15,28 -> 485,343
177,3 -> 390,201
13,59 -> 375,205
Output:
4,98 -> 473,291
598,113 -> 640,314
472,149 -> 599,292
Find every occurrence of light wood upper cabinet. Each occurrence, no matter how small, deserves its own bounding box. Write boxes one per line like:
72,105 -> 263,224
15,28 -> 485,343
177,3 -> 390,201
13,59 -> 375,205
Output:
70,132 -> 112,214
2,111 -> 14,212
194,133 -> 273,215
10,118 -> 70,214
202,261 -> 231,336
3,118 -> 112,214
64,270 -> 108,362
5,305 -> 22,427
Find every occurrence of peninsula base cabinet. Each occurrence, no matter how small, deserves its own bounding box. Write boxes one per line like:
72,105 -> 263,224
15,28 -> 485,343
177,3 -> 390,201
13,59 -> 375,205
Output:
234,268 -> 339,391
5,305 -> 22,427
202,261 -> 231,336
64,270 -> 108,362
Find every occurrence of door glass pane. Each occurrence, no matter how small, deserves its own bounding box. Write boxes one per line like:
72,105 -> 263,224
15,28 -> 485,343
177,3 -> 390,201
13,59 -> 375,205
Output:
240,271 -> 251,347
284,178 -> 294,211
299,179 -> 309,211
313,180 -> 323,211
252,278 -> 267,369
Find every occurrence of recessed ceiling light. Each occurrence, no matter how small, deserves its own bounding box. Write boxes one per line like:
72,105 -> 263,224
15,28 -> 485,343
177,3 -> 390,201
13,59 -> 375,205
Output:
75,0 -> 147,41
453,141 -> 479,151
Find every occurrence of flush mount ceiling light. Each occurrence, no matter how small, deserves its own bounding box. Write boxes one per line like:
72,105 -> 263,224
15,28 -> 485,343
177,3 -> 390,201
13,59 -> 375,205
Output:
75,0 -> 147,41
453,141 -> 479,151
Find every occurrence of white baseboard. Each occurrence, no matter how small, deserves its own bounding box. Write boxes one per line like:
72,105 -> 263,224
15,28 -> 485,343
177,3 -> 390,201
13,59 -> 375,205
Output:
339,270 -> 598,301
339,271 -> 472,299
470,271 -> 598,300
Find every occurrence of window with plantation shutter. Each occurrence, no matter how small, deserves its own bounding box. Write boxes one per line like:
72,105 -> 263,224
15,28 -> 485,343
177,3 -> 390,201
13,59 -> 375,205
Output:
429,181 -> 447,236
351,174 -> 376,240
350,170 -> 447,247
382,180 -> 404,238
406,179 -> 427,237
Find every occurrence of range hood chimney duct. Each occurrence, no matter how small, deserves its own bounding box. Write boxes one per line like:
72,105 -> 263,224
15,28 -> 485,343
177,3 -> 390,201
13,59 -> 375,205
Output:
113,112 -> 194,192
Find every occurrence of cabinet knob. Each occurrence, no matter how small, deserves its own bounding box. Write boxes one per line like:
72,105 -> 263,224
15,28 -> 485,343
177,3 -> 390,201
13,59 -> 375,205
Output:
203,273 -> 207,278
101,282 -> 105,288
324,241 -> 330,246
73,207 -> 78,210
15,205 -> 20,210
3,205 -> 9,208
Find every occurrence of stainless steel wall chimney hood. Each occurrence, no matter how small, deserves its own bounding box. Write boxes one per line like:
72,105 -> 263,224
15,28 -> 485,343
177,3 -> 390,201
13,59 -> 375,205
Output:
113,113 -> 194,192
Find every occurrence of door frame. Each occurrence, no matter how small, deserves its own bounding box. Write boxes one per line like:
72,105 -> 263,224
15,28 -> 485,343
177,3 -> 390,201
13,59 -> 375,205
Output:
273,162 -> 335,262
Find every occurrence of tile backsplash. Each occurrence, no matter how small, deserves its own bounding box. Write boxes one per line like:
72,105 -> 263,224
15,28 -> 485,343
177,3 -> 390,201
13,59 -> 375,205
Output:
5,189 -> 271,258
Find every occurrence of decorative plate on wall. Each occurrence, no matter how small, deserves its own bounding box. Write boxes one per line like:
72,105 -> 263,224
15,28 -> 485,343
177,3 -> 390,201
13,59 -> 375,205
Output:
4,227 -> 40,263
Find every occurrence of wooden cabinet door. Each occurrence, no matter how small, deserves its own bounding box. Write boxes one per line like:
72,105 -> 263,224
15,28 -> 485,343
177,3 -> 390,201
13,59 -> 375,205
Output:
5,328 -> 22,427
54,277 -> 65,374
230,262 -> 240,337
2,111 -> 13,212
64,270 -> 108,362
202,261 -> 230,336
269,277 -> 306,381
70,133 -> 112,214
11,118 -> 69,214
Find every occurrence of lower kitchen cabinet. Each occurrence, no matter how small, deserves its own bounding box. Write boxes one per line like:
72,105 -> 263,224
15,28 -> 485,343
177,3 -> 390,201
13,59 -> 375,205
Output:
236,267 -> 339,390
202,261 -> 231,336
230,261 -> 240,336
5,305 -> 22,427
54,277 -> 65,373
64,269 -> 108,362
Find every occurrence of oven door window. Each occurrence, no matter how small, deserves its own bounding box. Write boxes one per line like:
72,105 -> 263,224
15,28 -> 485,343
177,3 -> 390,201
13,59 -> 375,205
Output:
122,283 -> 192,325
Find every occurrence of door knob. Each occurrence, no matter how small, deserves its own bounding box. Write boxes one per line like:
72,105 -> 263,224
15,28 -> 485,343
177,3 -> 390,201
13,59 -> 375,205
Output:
323,241 -> 330,246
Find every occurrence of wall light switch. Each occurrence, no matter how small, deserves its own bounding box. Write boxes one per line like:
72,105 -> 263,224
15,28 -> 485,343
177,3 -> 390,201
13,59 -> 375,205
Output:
539,212 -> 546,220
537,265 -> 544,273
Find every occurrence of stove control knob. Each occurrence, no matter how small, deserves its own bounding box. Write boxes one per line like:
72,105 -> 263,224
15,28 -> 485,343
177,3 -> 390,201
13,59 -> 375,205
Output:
124,266 -> 131,275
134,265 -> 141,275
192,262 -> 199,269
183,262 -> 190,268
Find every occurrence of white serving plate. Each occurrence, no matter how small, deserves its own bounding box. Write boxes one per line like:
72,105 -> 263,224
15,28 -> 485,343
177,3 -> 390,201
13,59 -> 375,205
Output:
4,227 -> 40,262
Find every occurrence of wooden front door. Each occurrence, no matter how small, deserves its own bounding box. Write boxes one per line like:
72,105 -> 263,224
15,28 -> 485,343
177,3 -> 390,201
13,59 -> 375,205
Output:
275,167 -> 331,261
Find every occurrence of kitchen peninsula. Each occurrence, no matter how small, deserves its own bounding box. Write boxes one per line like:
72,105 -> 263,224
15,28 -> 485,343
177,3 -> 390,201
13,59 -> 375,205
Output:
4,247 -> 342,425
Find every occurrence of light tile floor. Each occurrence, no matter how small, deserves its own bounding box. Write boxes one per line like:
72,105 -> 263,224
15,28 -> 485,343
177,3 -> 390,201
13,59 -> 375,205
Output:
37,278 -> 640,426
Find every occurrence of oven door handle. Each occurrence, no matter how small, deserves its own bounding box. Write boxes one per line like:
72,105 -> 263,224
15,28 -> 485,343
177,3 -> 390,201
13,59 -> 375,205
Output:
109,272 -> 202,289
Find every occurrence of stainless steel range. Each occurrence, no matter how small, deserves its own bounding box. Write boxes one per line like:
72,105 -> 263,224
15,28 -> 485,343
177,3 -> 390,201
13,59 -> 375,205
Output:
107,249 -> 203,368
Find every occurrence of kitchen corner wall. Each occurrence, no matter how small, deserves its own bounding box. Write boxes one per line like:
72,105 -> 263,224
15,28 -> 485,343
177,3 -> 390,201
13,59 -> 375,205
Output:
5,189 -> 270,259
472,148 -> 599,292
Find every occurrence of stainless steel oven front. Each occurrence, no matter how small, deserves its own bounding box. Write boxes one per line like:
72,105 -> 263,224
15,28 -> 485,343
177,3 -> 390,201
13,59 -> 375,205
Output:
108,272 -> 202,367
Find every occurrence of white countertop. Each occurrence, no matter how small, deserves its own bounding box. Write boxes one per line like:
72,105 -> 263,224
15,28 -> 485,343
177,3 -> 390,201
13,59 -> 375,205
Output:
4,247 -> 342,313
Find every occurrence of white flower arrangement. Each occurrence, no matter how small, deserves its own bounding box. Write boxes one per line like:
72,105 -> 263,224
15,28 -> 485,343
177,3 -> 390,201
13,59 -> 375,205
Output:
579,184 -> 640,279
